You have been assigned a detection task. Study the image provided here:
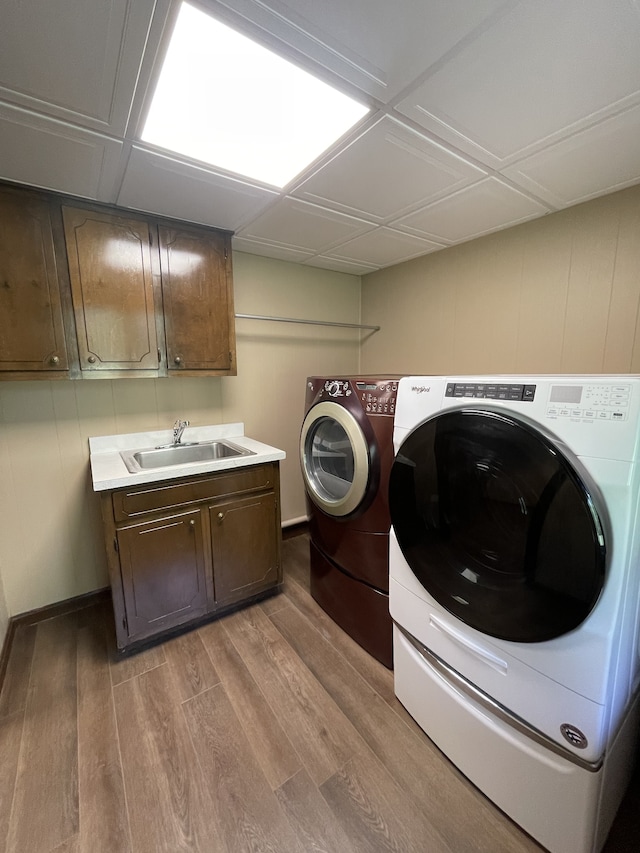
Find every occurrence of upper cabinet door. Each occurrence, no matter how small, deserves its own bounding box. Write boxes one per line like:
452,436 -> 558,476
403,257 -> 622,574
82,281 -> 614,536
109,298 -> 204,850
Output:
62,206 -> 160,373
159,224 -> 236,375
0,187 -> 69,374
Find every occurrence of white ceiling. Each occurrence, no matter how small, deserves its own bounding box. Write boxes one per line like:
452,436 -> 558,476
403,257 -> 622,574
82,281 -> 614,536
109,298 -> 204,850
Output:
1,0 -> 639,275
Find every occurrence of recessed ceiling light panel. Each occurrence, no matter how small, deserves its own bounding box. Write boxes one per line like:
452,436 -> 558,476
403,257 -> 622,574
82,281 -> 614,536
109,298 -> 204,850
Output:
141,2 -> 370,188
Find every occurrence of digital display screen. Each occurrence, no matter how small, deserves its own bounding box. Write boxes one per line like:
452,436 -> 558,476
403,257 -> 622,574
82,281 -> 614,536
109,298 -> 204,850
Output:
356,382 -> 378,390
549,385 -> 582,404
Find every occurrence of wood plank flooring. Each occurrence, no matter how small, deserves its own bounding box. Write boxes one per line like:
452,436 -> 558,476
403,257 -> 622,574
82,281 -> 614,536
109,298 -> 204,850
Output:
1,533 -> 639,853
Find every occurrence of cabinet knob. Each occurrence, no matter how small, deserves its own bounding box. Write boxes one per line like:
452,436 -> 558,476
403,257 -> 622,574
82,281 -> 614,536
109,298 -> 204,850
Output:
189,519 -> 196,528
49,355 -> 60,366
217,512 -> 224,521
87,355 -> 96,364
174,356 -> 182,365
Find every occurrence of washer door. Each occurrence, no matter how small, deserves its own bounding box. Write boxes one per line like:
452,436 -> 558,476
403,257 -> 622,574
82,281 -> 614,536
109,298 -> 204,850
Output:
300,401 -> 370,517
389,408 -> 606,642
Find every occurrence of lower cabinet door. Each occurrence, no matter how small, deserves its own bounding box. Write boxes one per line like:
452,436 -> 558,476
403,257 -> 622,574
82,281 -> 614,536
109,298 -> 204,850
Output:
210,492 -> 281,607
117,509 -> 209,643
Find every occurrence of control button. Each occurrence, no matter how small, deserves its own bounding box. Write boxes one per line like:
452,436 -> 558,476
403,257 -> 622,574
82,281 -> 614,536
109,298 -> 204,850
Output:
598,411 -> 611,419
547,407 -> 559,417
571,410 -> 582,418
445,383 -> 456,397
584,410 -> 596,419
508,385 -> 524,401
523,385 -> 536,401
612,411 -> 626,420
559,408 -> 570,417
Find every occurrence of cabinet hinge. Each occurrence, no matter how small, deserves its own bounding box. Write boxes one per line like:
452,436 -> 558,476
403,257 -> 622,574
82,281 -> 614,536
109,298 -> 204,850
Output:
114,536 -> 119,553
224,245 -> 228,260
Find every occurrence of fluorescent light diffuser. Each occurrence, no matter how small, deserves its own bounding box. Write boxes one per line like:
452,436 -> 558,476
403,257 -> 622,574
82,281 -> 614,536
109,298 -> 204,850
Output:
141,2 -> 369,188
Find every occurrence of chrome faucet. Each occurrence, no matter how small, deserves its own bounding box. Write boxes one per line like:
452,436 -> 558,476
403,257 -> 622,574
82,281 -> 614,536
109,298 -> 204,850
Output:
173,419 -> 189,445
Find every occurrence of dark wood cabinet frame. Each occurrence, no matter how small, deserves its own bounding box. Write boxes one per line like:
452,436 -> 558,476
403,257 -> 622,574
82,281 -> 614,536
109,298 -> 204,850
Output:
100,462 -> 282,654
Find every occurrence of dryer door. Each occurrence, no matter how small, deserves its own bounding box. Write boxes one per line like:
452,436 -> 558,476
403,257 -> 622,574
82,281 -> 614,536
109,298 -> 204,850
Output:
300,401 -> 370,517
389,408 -> 606,642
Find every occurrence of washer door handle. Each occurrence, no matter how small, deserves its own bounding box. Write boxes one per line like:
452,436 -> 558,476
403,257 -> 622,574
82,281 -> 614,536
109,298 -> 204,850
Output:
430,614 -> 508,674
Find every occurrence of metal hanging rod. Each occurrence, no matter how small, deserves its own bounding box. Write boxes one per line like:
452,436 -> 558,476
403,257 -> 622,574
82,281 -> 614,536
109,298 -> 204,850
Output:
235,312 -> 380,331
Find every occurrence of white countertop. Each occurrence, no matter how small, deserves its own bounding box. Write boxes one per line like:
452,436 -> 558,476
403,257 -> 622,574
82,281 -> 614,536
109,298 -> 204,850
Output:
89,422 -> 286,491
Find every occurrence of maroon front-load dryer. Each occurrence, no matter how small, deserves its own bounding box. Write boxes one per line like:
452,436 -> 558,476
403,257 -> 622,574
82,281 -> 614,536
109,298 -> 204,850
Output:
299,376 -> 402,668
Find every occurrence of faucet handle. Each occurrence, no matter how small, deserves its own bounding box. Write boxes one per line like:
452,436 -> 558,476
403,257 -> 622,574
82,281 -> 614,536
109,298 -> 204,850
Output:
172,419 -> 190,443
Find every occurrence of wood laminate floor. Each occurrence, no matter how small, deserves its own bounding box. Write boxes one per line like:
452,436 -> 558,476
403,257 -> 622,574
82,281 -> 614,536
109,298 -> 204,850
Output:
1,533 -> 639,853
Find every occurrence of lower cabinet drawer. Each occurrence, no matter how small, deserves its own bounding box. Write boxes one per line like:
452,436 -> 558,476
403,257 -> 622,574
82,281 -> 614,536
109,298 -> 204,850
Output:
112,463 -> 277,520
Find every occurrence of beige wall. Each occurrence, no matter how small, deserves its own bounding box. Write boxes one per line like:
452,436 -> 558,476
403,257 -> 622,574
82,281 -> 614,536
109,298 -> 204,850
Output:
222,252 -> 362,525
360,185 -> 640,376
0,566 -> 7,651
0,253 -> 360,617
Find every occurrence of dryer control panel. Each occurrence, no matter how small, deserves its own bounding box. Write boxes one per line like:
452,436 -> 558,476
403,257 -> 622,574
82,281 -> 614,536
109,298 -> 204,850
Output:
312,378 -> 399,416
355,379 -> 399,416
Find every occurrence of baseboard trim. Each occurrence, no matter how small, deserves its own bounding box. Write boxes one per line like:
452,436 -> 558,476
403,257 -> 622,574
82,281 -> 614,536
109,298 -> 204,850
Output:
0,587 -> 111,692
282,520 -> 309,540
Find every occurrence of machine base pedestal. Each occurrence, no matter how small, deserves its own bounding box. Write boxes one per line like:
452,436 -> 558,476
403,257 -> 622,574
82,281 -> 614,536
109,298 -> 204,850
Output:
310,539 -> 393,668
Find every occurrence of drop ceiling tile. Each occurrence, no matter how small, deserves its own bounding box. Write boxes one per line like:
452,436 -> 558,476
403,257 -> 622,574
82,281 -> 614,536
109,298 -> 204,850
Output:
396,0 -> 640,166
502,104 -> 640,208
292,116 -> 487,221
237,197 -> 374,253
328,226 -> 445,269
304,255 -> 379,275
395,178 -> 551,243
209,0 -> 508,102
0,0 -> 164,135
0,103 -> 123,199
118,147 -> 278,231
232,236 -> 314,264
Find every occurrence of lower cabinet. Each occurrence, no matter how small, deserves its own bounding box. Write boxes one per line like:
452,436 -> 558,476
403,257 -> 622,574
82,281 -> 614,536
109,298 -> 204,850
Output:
100,462 -> 282,652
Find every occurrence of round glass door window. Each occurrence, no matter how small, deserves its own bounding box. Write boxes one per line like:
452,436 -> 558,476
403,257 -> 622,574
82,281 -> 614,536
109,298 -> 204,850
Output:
389,409 -> 606,642
300,402 -> 370,517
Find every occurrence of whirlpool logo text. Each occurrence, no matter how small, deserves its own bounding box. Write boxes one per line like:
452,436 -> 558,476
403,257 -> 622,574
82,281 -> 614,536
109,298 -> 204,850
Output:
411,385 -> 431,394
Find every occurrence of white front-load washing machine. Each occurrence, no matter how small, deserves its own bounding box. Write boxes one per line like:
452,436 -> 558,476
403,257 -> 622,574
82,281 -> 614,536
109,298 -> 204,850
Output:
389,375 -> 640,853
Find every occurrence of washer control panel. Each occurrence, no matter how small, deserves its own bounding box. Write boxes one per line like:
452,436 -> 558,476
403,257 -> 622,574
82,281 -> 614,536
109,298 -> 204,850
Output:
318,378 -> 399,416
442,380 -> 632,423
445,382 -> 536,401
546,383 -> 631,422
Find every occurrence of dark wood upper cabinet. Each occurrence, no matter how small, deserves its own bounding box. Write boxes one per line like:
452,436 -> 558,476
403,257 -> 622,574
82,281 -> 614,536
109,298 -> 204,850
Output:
160,224 -> 235,375
0,186 -> 70,376
62,206 -> 161,374
0,182 -> 236,381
